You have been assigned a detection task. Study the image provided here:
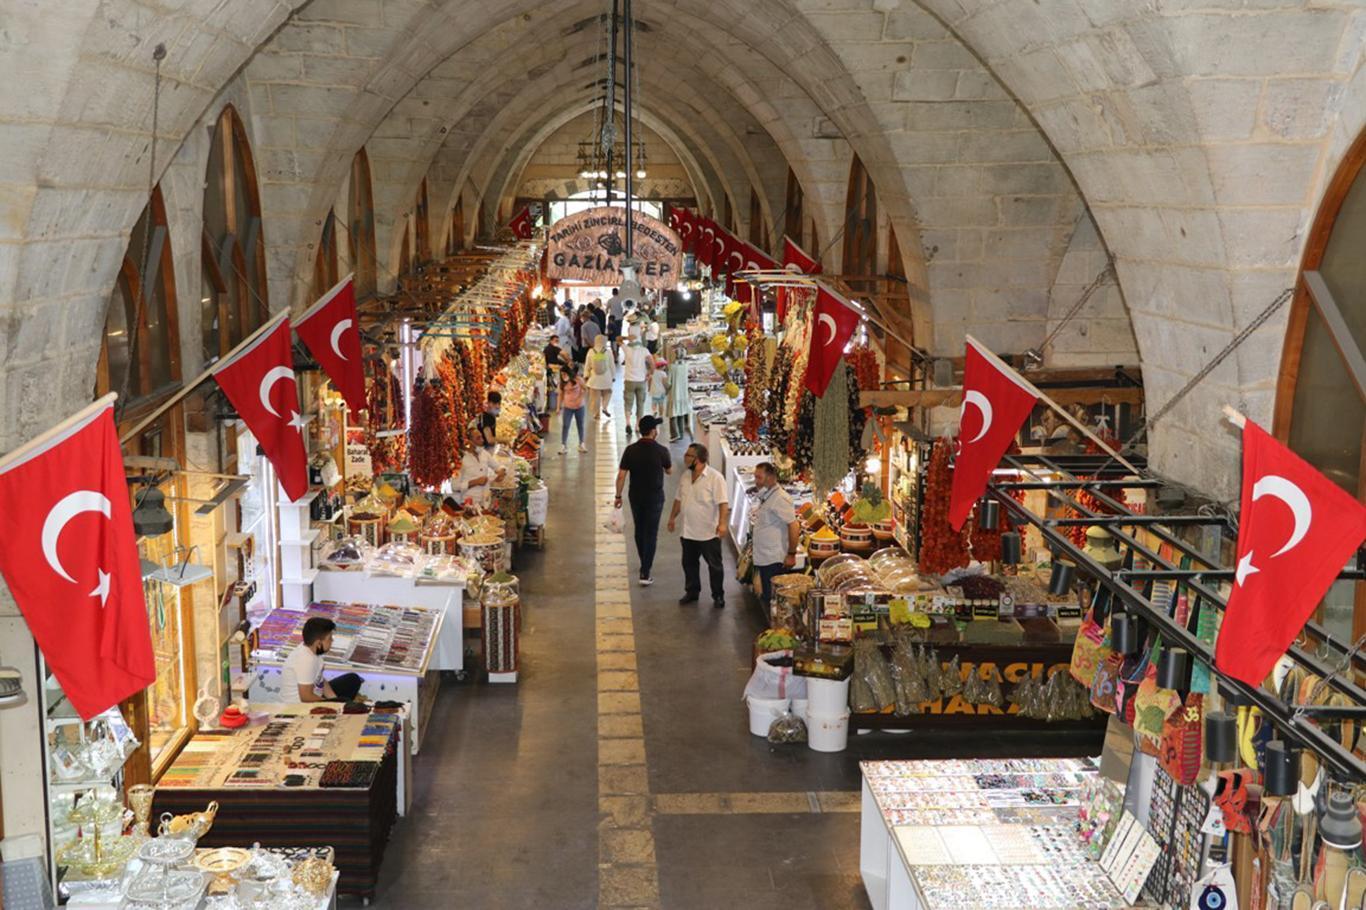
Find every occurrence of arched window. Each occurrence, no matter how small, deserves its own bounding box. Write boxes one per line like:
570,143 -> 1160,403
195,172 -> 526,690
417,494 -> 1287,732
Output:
843,154 -> 878,277
349,149 -> 377,299
723,195 -> 735,233
784,167 -> 804,246
415,178 -> 431,264
312,209 -> 340,299
202,106 -> 268,365
98,187 -> 182,408
448,196 -> 465,255
748,188 -> 768,250
1276,130 -> 1366,640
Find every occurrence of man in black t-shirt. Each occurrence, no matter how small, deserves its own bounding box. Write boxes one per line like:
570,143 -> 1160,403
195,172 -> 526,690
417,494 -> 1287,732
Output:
615,415 -> 673,585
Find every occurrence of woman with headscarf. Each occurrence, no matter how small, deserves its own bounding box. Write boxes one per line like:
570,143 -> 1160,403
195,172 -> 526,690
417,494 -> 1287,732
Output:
585,334 -> 616,423
665,343 -> 693,442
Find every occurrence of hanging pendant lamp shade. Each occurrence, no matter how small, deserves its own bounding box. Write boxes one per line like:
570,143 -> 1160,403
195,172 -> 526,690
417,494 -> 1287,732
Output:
1157,647 -> 1190,691
1048,561 -> 1075,597
977,499 -> 1000,530
1111,614 -> 1140,656
1205,711 -> 1237,764
1000,532 -> 1022,565
132,487 -> 174,537
1263,741 -> 1299,796
1320,790 -> 1363,850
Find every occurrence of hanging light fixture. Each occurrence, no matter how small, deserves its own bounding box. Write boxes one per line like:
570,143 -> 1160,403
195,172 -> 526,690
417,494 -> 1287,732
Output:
0,666 -> 25,707
1321,790 -> 1363,850
132,485 -> 174,537
999,531 -> 1022,565
1263,741 -> 1299,796
1204,711 -> 1237,763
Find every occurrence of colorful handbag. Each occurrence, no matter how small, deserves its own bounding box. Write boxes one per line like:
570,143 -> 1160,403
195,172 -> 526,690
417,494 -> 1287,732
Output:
1089,651 -> 1124,715
1115,646 -> 1153,727
1159,693 -> 1204,786
1069,609 -> 1108,688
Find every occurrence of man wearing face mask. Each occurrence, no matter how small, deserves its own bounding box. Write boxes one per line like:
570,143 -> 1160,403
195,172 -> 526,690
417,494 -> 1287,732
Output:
750,462 -> 800,614
281,617 -> 363,703
448,434 -> 506,510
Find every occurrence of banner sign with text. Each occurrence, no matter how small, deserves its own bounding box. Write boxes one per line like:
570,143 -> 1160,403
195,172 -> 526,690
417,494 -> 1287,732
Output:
545,206 -> 682,290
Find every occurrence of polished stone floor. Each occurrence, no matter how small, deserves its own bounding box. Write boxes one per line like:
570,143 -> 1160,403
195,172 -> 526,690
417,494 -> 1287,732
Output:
353,379 -> 1100,909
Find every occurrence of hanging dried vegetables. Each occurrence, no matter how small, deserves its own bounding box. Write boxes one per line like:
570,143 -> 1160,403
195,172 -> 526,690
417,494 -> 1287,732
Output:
812,359 -> 850,495
741,326 -> 768,441
846,362 -> 868,469
408,380 -> 455,489
792,389 -> 816,477
846,345 -> 879,418
919,438 -> 970,575
766,346 -> 794,455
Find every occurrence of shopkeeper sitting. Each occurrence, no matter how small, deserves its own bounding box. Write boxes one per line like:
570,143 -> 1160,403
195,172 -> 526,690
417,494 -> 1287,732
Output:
282,618 -> 363,703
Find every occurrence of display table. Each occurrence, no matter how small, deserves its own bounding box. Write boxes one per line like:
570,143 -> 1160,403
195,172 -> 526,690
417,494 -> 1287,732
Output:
313,569 -> 464,672
65,850 -> 339,909
849,640 -> 1105,745
718,438 -> 768,548
153,710 -> 402,901
859,758 -> 1132,910
247,601 -> 443,754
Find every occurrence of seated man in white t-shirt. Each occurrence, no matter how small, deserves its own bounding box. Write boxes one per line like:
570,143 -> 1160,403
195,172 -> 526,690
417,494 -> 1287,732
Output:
280,617 -> 363,703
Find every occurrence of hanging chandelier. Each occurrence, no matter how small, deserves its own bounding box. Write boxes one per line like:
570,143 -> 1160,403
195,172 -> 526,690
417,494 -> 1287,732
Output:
576,3 -> 647,190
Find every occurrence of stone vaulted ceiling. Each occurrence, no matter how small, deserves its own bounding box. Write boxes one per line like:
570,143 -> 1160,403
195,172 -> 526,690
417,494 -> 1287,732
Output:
1,0 -> 1365,499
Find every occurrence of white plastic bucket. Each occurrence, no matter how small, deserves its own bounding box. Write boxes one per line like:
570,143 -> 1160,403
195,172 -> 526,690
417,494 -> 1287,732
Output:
791,698 -> 809,723
806,677 -> 850,716
746,695 -> 789,736
807,711 -> 850,752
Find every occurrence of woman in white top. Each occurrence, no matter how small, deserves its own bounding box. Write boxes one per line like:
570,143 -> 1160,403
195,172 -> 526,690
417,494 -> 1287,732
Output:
585,334 -> 616,422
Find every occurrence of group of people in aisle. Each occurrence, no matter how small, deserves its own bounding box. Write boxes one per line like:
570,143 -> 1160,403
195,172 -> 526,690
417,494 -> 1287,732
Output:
543,291 -> 691,456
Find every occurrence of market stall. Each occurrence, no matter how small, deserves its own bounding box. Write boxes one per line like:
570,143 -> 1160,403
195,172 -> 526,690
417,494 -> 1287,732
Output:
150,706 -> 405,900
859,757 -> 1139,910
247,601 -> 442,753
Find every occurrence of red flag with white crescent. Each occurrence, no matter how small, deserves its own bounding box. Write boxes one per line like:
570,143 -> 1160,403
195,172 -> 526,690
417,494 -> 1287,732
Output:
804,285 -> 863,398
699,218 -> 717,268
679,208 -> 697,255
948,337 -> 1039,530
718,228 -> 746,296
1215,421 -> 1366,685
0,401 -> 155,718
778,236 -> 821,321
507,206 -> 534,240
294,275 -> 366,420
734,242 -> 777,311
213,318 -> 310,501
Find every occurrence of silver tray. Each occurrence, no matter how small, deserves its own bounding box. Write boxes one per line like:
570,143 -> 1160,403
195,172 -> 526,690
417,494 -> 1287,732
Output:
122,868 -> 207,906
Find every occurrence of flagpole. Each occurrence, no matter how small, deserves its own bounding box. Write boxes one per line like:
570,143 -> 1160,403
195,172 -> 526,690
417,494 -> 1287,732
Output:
965,334 -> 1143,475
0,393 -> 119,473
119,309 -> 289,445
1221,405 -> 1248,429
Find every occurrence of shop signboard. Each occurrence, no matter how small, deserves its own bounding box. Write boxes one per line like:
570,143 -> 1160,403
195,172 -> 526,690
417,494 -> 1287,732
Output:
545,206 -> 682,290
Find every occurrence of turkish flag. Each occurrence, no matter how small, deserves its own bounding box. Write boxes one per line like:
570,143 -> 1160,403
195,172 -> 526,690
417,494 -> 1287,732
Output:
734,242 -> 777,310
804,285 -> 862,398
948,337 -> 1039,529
778,236 -> 821,322
295,275 -> 365,420
213,318 -> 310,501
1215,421 -> 1366,686
508,206 -> 534,240
679,208 -> 697,255
699,219 -> 717,268
666,207 -> 682,234
0,401 -> 155,718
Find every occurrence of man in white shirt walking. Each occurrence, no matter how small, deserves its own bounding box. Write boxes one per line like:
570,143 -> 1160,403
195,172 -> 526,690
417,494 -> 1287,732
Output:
280,617 -> 363,702
668,443 -> 730,608
621,330 -> 655,438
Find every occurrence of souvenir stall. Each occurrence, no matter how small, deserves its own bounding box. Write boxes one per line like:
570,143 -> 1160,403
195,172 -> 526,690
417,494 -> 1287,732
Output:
246,600 -> 443,752
853,431 -> 1366,910
147,704 -> 406,901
